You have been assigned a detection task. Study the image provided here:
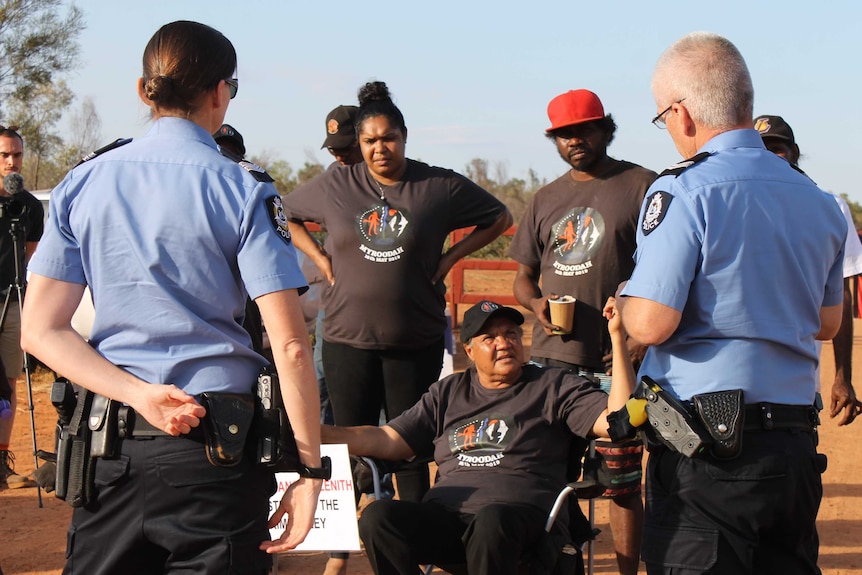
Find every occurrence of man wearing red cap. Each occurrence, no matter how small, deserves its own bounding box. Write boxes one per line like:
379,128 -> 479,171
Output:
509,89 -> 656,575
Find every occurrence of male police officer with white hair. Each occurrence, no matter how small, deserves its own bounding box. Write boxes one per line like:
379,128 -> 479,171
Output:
616,33 -> 845,574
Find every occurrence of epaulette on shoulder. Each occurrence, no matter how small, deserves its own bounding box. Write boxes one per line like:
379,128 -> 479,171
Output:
76,138 -> 133,167
218,146 -> 274,183
658,151 -> 711,178
239,160 -> 275,183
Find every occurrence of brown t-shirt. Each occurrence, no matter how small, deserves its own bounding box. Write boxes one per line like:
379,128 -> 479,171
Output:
509,160 -> 656,368
284,159 -> 506,350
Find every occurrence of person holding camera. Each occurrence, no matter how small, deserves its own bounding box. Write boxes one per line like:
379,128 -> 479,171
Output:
0,125 -> 43,490
21,21 -> 322,574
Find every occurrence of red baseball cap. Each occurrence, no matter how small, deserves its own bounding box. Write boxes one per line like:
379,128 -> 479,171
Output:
546,89 -> 605,132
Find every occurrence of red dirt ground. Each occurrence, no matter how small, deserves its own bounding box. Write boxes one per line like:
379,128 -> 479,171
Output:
2,271 -> 861,574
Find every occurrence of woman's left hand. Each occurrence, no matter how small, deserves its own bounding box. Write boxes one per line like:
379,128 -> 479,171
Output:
432,251 -> 457,284
133,384 -> 206,436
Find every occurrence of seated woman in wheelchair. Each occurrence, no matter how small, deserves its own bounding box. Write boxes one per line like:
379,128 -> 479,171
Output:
322,298 -> 636,575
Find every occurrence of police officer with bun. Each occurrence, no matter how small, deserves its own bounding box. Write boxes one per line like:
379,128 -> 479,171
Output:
22,20 -> 323,574
617,32 -> 845,573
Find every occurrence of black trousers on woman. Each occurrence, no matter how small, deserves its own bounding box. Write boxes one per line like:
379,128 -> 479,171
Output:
322,338 -> 443,503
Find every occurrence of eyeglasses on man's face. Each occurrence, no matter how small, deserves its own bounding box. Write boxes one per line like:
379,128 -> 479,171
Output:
225,78 -> 239,100
652,98 -> 685,129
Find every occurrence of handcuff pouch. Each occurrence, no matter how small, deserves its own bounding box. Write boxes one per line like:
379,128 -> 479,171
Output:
198,392 -> 255,468
692,389 -> 745,459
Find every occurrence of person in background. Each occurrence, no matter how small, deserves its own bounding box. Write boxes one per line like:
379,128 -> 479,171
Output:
316,102 -> 383,575
509,89 -> 655,575
618,31 -> 844,573
322,105 -> 363,167
22,21 -> 322,573
0,124 -> 43,490
755,114 -> 862,425
285,80 -> 512,511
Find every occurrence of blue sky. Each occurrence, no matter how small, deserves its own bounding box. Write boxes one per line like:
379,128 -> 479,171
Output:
61,1 -> 862,202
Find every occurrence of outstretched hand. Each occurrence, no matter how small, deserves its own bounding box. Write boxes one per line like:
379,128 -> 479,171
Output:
260,477 -> 323,554
132,384 -> 206,436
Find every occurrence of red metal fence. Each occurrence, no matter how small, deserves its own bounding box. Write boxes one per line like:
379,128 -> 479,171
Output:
445,226 -> 518,326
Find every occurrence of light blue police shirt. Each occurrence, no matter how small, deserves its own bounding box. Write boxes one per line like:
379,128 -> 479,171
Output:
621,129 -> 845,404
29,118 -> 307,395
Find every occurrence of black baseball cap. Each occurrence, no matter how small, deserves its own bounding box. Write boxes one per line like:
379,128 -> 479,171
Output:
753,115 -> 795,145
460,300 -> 525,343
214,124 -> 246,156
321,105 -> 359,149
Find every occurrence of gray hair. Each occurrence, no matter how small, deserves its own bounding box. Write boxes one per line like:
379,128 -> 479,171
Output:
652,32 -> 753,130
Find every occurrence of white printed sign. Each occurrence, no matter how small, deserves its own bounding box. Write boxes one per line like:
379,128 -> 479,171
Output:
268,443 -> 361,551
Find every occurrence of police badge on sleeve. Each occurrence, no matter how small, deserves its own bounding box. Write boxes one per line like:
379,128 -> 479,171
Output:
267,195 -> 292,245
641,191 -> 672,236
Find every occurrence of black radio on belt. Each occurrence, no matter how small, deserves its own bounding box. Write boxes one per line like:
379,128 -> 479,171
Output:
255,366 -> 331,479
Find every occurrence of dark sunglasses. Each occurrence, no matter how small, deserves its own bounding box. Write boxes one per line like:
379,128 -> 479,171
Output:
225,78 -> 238,100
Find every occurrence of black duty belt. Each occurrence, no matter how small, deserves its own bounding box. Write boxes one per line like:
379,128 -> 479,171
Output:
118,406 -> 203,439
743,403 -> 818,432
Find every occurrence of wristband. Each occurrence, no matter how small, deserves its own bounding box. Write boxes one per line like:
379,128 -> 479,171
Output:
297,456 -> 331,480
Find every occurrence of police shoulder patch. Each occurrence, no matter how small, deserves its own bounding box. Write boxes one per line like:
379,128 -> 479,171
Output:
76,138 -> 133,167
266,195 -> 292,245
641,191 -> 673,236
658,151 -> 710,178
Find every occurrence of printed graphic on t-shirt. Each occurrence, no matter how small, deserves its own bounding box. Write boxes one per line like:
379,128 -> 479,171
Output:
551,207 -> 605,277
447,414 -> 514,467
355,202 -> 411,263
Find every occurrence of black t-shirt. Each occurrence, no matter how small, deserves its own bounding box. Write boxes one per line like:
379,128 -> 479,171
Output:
388,363 -> 608,516
0,190 -> 44,292
509,161 -> 655,367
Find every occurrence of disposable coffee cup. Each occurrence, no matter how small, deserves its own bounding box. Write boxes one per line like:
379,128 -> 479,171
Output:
548,295 -> 576,335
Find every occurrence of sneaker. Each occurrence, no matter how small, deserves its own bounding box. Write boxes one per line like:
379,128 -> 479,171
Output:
0,450 -> 37,489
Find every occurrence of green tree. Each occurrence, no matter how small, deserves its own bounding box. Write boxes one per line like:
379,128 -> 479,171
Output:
9,79 -> 73,188
0,0 -> 85,114
296,161 -> 324,187
250,150 -> 296,196
41,96 -> 104,188
841,194 -> 862,232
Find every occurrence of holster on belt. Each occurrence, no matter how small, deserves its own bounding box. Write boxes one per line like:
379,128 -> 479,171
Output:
198,392 -> 255,467
56,386 -> 97,507
640,376 -> 712,458
692,389 -> 745,459
88,394 -> 120,459
254,365 -> 302,472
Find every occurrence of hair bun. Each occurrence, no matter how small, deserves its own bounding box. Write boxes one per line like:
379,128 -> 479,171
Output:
358,81 -> 392,107
145,75 -> 174,102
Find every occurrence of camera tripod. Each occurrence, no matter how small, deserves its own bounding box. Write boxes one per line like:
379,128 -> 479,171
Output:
0,209 -> 42,507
